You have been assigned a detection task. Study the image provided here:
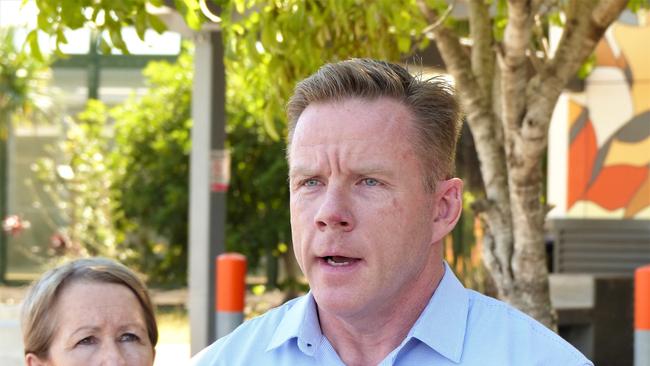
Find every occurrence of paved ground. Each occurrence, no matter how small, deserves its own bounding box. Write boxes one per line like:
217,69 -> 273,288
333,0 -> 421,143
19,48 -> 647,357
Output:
0,303 -> 23,366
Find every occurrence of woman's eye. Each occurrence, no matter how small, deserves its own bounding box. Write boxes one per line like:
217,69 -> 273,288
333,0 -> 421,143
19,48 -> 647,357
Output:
118,333 -> 140,342
76,336 -> 97,346
362,178 -> 380,186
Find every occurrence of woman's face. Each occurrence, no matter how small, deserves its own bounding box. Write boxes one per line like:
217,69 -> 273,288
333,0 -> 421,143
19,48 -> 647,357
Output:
26,281 -> 154,366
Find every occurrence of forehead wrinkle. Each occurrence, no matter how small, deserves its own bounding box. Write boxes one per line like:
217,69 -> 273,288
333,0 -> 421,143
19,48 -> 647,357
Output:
290,137 -> 403,179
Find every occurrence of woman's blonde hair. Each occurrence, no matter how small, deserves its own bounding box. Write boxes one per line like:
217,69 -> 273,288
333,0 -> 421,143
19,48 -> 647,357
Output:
21,257 -> 158,358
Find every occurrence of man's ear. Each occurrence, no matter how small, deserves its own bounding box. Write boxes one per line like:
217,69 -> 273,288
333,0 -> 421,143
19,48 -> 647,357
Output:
430,178 -> 463,243
25,353 -> 48,366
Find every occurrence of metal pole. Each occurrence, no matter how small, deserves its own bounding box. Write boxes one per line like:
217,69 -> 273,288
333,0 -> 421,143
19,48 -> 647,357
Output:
636,264 -> 650,366
188,30 -> 227,355
0,124 -> 8,284
215,253 -> 246,339
87,31 -> 100,100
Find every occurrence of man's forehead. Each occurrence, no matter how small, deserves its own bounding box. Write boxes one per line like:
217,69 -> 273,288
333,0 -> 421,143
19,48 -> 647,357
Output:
292,98 -> 412,140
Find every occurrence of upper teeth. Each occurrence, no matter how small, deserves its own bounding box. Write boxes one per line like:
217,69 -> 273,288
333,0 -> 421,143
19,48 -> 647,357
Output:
327,257 -> 351,266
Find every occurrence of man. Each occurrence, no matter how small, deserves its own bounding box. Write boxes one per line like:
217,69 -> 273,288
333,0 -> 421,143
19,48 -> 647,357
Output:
192,59 -> 592,365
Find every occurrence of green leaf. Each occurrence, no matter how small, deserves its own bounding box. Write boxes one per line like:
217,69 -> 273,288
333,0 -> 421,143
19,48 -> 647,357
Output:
184,9 -> 202,30
235,0 -> 246,14
99,34 -> 113,54
577,53 -> 596,80
60,3 -> 86,29
263,108 -> 280,141
26,30 -> 44,61
548,11 -> 564,27
397,36 -> 411,53
56,28 -> 68,45
109,28 -> 129,53
147,13 -> 167,33
135,10 -> 147,39
37,12 -> 50,31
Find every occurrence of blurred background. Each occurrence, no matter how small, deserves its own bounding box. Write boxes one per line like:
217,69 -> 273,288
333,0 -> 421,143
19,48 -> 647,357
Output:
1,1 -> 648,365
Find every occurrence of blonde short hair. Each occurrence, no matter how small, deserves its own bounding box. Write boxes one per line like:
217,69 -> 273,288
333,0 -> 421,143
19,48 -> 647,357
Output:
287,58 -> 462,190
21,257 -> 158,358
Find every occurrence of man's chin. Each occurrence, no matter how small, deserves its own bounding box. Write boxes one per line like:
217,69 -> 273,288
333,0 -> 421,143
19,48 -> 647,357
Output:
312,286 -> 368,317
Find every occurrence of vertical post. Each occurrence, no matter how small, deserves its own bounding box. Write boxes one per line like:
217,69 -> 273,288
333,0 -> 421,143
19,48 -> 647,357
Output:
215,253 -> 246,339
0,122 -> 8,284
87,31 -> 100,100
636,265 -> 650,366
189,30 -> 226,355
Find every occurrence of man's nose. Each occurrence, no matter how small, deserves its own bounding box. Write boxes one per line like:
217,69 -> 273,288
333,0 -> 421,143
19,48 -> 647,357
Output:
314,186 -> 354,231
98,342 -> 127,366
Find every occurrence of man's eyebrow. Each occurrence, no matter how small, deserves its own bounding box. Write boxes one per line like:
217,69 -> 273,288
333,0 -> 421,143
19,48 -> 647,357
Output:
289,164 -> 395,178
354,166 -> 390,175
351,164 -> 396,177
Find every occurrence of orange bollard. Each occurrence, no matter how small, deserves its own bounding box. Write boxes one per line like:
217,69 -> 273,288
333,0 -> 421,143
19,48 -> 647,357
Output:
215,253 -> 246,339
636,264 -> 650,366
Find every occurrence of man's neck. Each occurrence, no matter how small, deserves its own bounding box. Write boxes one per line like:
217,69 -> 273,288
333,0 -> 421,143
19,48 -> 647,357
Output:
317,262 -> 445,366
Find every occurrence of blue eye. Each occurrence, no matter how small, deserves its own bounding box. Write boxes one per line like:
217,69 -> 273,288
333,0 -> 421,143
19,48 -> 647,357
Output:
362,178 -> 380,186
303,179 -> 320,187
119,333 -> 140,342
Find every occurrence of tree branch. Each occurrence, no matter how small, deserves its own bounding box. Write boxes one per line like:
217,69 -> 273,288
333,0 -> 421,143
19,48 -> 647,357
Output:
417,0 -> 479,102
468,0 -> 495,101
518,0 -> 628,165
501,0 -> 535,132
417,0 -> 515,285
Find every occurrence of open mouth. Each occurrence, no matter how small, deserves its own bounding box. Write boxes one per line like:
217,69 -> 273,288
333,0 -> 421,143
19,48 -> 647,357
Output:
323,256 -> 360,267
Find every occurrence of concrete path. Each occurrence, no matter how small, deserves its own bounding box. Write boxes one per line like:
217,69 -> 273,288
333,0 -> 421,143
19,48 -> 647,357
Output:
0,304 -> 23,366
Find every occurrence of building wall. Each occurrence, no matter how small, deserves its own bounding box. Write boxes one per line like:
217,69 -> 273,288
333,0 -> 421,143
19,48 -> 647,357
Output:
548,15 -> 650,220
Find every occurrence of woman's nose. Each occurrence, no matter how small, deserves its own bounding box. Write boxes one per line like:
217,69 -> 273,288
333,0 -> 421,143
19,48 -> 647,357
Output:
98,341 -> 127,366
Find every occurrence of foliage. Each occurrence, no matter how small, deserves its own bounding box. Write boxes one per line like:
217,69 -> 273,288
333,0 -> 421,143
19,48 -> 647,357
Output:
0,27 -> 50,129
1,26 -> 52,282
26,0 -> 205,58
225,106 -> 291,274
222,0 -> 427,140
32,101 -> 119,258
31,50 -> 193,286
109,49 -> 194,287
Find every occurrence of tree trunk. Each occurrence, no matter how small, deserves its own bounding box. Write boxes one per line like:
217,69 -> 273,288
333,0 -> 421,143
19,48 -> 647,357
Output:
417,0 -> 630,330
505,160 -> 556,327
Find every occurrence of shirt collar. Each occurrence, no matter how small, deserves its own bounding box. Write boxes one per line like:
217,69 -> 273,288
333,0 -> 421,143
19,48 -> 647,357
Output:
266,262 -> 469,362
266,292 -> 322,356
409,262 -> 469,363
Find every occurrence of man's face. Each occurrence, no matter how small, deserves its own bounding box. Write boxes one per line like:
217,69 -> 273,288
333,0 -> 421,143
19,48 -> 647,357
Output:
289,97 -> 450,319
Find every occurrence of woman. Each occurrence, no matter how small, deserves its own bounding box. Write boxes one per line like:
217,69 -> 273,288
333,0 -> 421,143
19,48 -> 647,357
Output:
21,257 -> 158,366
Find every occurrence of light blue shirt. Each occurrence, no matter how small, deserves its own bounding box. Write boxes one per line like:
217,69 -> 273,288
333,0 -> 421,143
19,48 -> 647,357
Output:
191,263 -> 592,365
